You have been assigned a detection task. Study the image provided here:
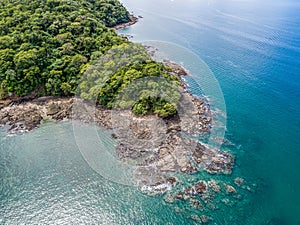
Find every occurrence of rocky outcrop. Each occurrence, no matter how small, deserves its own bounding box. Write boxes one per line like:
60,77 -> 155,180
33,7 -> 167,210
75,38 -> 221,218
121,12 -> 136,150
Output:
0,63 -> 234,191
113,15 -> 139,30
0,97 -> 112,134
164,61 -> 188,76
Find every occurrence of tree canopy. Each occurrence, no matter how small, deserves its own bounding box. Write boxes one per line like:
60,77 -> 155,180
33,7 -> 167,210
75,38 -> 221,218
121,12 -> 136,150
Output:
0,0 -> 130,97
0,0 -> 181,117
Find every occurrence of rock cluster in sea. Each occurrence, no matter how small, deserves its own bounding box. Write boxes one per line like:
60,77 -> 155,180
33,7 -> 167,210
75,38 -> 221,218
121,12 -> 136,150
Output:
109,85 -> 234,190
0,63 -> 234,192
160,176 -> 257,224
0,93 -> 233,188
0,63 -> 245,224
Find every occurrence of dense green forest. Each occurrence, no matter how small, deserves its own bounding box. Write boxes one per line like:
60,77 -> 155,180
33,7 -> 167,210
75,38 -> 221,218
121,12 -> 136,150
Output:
79,43 -> 181,117
0,0 -> 181,117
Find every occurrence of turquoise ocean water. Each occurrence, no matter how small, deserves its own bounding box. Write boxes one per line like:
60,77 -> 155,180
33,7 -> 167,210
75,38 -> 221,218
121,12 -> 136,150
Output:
1,0 -> 300,224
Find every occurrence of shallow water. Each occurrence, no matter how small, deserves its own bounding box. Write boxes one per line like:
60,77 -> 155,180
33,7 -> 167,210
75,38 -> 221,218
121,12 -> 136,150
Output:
1,0 -> 300,224
119,0 -> 300,223
0,122 -> 189,224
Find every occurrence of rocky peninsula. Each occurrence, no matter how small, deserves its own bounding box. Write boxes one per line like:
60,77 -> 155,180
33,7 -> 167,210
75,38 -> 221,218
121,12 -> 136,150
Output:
0,0 -> 234,195
0,1 -> 257,224
0,62 -> 234,191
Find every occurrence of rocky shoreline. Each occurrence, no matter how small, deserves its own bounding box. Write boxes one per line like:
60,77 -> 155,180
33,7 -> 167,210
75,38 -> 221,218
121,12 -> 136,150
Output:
0,4 -> 258,224
0,94 -> 233,185
113,15 -> 139,30
0,60 -> 239,223
0,62 -> 234,191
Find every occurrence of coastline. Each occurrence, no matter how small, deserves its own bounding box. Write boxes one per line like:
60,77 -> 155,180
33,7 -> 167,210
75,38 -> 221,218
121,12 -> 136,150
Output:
0,9 -> 244,222
113,15 -> 139,30
0,62 -> 234,189
5,0 -> 294,223
0,12 -> 234,195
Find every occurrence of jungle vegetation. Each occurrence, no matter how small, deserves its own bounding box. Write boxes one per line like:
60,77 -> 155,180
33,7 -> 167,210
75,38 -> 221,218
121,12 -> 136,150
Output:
0,0 -> 181,117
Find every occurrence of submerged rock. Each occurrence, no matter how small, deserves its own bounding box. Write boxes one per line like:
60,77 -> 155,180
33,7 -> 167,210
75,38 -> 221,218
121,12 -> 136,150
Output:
234,177 -> 244,187
200,215 -> 211,223
225,184 -> 237,194
189,214 -> 201,222
208,180 -> 221,193
221,198 -> 231,205
190,198 -> 203,211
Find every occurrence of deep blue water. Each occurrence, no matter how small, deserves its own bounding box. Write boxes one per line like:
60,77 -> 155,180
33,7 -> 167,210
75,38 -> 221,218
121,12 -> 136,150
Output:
120,0 -> 300,223
1,0 -> 300,224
